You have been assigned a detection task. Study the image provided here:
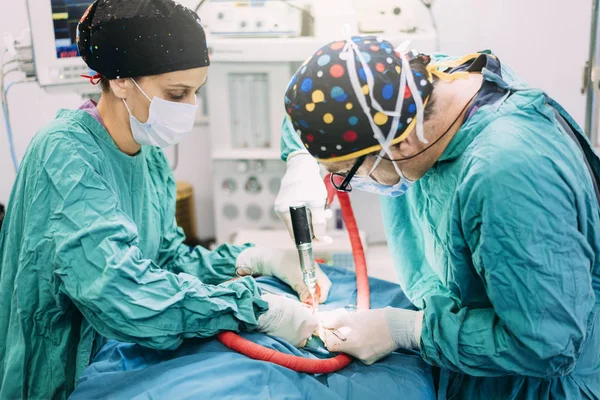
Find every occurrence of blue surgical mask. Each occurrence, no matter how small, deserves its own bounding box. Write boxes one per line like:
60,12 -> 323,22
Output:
123,78 -> 198,148
351,157 -> 414,197
351,174 -> 413,197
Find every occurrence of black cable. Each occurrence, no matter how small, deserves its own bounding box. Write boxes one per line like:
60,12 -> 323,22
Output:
380,89 -> 480,162
194,0 -> 208,14
420,0 -> 440,51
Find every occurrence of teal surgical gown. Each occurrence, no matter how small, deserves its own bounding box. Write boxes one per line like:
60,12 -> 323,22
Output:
282,54 -> 600,399
0,110 -> 267,399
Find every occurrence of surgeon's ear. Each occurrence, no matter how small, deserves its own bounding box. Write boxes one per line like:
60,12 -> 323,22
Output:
108,78 -> 133,100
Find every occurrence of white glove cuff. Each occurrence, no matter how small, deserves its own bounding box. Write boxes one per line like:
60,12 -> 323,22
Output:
286,151 -> 320,172
256,294 -> 282,332
286,149 -> 310,161
384,308 -> 424,350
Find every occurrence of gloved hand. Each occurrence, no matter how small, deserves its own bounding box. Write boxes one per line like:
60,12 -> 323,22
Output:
236,247 -> 332,304
257,293 -> 319,347
318,307 -> 424,365
274,151 -> 333,243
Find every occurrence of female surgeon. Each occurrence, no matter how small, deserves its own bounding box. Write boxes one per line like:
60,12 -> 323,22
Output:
276,36 -> 600,399
0,1 -> 330,398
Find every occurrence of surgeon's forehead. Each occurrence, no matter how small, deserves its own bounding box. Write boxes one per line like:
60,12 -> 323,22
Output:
155,67 -> 208,88
322,159 -> 357,174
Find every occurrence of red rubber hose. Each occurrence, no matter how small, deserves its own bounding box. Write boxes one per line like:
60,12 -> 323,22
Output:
217,332 -> 353,374
325,173 -> 369,310
335,188 -> 370,311
216,174 -> 369,374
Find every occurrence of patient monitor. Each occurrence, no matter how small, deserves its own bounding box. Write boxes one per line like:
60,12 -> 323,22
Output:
25,0 -> 99,93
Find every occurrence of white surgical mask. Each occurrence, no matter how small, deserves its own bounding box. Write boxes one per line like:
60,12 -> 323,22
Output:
123,78 -> 198,148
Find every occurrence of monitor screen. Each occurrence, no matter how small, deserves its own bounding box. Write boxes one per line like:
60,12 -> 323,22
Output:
51,0 -> 90,59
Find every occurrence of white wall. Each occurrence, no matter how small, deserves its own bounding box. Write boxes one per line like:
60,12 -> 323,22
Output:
432,0 -> 590,125
0,0 -> 593,239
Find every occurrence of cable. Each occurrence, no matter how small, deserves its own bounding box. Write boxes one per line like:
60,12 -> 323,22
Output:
280,0 -> 314,22
1,49 -> 13,107
1,80 -> 22,173
382,89 -> 480,162
1,46 -> 29,174
0,49 -> 16,173
2,60 -> 18,70
2,67 -> 20,76
584,0 -> 600,142
280,0 -> 312,16
1,49 -> 9,67
1,49 -> 8,88
421,0 -> 440,52
194,0 -> 208,14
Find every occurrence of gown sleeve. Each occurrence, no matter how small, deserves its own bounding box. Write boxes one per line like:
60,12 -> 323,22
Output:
46,137 -> 267,350
280,117 -> 306,162
154,151 -> 252,285
419,143 -> 595,378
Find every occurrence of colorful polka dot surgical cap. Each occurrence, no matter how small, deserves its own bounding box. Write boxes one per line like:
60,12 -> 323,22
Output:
77,0 -> 210,80
284,36 -> 434,162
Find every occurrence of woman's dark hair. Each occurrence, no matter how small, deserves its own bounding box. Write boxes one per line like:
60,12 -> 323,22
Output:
100,77 -> 110,93
99,76 -> 143,93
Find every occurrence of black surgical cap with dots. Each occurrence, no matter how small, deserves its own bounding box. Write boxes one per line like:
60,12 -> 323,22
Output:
77,0 -> 210,80
284,36 -> 433,162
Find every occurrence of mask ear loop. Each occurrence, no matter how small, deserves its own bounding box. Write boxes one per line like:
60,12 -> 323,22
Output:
355,50 -> 401,118
339,29 -> 407,149
122,98 -> 133,116
371,53 -> 415,182
122,78 -> 152,120
341,30 -> 401,118
342,40 -> 395,179
370,54 -> 409,177
342,34 -> 420,177
130,78 -> 153,103
341,32 -> 421,182
395,41 -> 411,53
342,41 -> 388,147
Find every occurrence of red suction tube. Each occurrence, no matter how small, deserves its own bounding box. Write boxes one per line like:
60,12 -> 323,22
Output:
216,174 -> 370,374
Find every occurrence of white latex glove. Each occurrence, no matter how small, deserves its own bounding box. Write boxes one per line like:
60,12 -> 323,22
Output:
318,308 -> 424,365
274,151 -> 333,243
257,294 -> 319,347
236,247 -> 332,304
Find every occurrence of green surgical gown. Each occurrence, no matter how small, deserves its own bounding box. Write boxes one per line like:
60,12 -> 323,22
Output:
282,54 -> 600,399
0,110 -> 268,399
